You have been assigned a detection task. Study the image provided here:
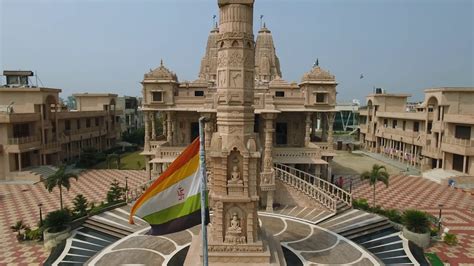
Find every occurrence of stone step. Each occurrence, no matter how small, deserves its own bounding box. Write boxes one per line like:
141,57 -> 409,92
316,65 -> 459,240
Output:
344,223 -> 394,240
83,222 -> 127,239
338,219 -> 391,238
83,219 -> 132,238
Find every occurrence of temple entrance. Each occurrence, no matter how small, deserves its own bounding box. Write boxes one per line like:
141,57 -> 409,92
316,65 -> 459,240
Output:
276,122 -> 287,145
190,122 -> 199,142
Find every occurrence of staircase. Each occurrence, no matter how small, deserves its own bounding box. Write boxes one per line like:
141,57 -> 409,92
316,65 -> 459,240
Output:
272,164 -> 420,265
273,163 -> 352,213
53,207 -> 148,265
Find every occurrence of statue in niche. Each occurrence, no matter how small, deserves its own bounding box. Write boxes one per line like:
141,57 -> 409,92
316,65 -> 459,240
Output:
228,165 -> 243,185
225,212 -> 246,244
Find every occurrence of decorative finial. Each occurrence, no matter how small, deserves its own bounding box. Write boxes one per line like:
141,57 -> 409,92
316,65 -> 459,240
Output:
260,15 -> 264,28
212,15 -> 216,27
263,22 -> 266,28
160,59 -> 163,66
313,58 -> 319,67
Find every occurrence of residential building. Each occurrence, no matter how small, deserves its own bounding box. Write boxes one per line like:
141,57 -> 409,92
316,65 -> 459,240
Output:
359,88 -> 474,175
0,71 -> 122,181
117,96 -> 142,134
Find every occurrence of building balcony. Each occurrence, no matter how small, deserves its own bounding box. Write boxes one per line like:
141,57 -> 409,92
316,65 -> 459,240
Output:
444,114 -> 474,124
0,113 -> 41,123
358,109 -> 368,116
42,142 -> 61,154
147,143 -> 185,163
272,146 -> 328,165
5,135 -> 42,153
441,136 -> 474,156
376,111 -> 425,120
421,145 -> 442,159
63,127 -> 107,142
375,127 -> 418,142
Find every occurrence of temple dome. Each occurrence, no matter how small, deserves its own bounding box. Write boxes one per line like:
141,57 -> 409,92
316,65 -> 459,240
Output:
144,60 -> 178,81
301,65 -> 335,82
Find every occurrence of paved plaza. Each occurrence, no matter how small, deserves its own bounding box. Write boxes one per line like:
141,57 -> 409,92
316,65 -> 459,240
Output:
0,170 -> 148,265
335,151 -> 474,266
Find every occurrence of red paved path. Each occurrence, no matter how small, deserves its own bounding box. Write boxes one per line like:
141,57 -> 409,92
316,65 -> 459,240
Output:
350,174 -> 474,265
0,170 -> 147,265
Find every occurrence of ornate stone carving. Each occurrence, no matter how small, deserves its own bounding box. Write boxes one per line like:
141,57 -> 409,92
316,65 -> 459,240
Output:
228,51 -> 243,67
224,213 -> 246,244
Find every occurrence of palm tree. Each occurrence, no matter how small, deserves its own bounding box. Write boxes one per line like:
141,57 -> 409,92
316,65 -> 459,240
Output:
44,165 -> 78,210
10,220 -> 28,240
360,164 -> 389,208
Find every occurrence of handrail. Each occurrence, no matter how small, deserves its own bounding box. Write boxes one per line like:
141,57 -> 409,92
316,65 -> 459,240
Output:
7,135 -> 41,144
273,166 -> 337,212
274,163 -> 352,207
126,178 -> 155,203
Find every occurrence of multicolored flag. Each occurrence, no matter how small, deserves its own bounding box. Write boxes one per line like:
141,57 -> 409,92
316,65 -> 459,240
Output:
129,138 -> 209,235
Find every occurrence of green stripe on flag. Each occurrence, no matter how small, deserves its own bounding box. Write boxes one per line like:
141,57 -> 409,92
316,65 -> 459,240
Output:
142,192 -> 207,225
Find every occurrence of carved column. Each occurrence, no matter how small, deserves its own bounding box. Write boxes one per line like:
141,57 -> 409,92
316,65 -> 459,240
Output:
305,112 -> 311,146
166,111 -> 173,144
261,113 -> 276,211
151,112 -> 156,140
161,112 -> 167,138
327,112 -> 335,148
144,111 -> 150,151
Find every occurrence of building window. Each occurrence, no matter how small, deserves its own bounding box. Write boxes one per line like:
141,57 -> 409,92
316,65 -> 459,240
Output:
414,121 -> 420,132
77,120 -> 81,129
194,90 -> 204,97
316,93 -> 326,103
276,122 -> 288,145
254,114 -> 260,133
95,118 -> 99,126
86,118 -> 91,128
428,122 -> 432,133
402,121 -> 406,131
392,120 -> 398,128
65,120 -> 71,130
455,125 -> 471,140
383,119 -> 388,127
152,91 -> 163,102
275,91 -> 285,97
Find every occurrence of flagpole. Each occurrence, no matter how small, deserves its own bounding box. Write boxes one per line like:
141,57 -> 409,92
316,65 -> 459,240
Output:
199,116 -> 209,266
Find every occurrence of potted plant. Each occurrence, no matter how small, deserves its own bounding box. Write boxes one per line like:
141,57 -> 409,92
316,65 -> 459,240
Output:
43,209 -> 72,250
402,209 -> 431,248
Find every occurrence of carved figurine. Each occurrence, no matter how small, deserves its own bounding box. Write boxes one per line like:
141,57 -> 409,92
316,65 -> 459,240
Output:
228,165 -> 243,184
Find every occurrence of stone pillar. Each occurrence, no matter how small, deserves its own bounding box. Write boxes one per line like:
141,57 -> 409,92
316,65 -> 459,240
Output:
162,112 -> 167,138
18,153 -> 22,171
327,112 -> 335,148
144,111 -> 150,151
151,112 -> 156,140
463,155 -> 467,173
261,113 -> 276,211
166,111 -> 173,144
305,112 -> 311,146
145,156 -> 151,180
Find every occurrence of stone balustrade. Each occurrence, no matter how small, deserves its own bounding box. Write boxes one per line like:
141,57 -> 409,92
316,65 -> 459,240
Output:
7,135 -> 41,145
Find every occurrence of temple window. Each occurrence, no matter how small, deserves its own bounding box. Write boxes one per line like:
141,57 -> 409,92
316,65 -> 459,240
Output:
194,90 -> 204,97
152,91 -> 163,102
316,93 -> 326,103
275,91 -> 285,97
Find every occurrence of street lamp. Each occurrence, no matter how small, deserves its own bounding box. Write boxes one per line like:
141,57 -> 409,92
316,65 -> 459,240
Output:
438,203 -> 444,236
38,203 -> 43,227
125,176 -> 129,202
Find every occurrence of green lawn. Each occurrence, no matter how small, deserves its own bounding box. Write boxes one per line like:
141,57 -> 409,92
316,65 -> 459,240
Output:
93,151 -> 145,170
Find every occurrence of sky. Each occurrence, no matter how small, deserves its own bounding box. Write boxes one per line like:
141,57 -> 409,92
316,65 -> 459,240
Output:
1,0 -> 473,102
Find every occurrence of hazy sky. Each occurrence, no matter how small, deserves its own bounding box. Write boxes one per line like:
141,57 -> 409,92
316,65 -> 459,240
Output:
1,0 -> 473,102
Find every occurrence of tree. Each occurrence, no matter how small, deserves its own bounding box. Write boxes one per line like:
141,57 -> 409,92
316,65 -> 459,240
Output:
78,147 -> 99,168
360,164 -> 389,208
402,209 -> 430,234
44,165 -> 78,210
44,209 -> 71,233
11,220 -> 29,241
65,96 -> 76,110
72,194 -> 88,217
106,179 -> 125,203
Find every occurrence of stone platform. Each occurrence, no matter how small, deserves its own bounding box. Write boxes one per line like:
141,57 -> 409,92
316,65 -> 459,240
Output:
87,212 -> 379,265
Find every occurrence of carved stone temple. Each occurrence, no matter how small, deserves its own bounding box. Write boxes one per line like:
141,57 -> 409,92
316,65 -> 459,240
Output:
141,0 -> 338,264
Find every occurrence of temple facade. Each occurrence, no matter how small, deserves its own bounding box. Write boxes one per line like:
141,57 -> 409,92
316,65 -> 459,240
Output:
140,2 -> 338,215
